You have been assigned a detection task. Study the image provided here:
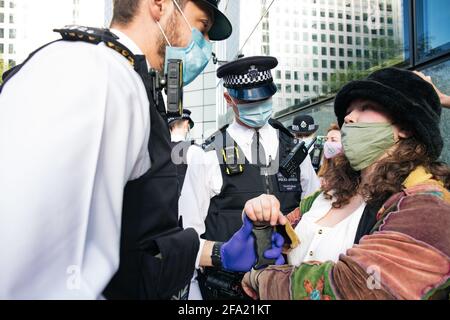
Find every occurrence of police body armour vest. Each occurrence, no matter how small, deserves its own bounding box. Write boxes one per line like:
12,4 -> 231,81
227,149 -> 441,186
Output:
202,119 -> 303,242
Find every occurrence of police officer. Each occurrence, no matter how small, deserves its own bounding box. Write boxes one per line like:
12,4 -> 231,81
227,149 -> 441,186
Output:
289,115 -> 324,171
168,109 -> 196,195
168,109 -> 195,143
0,0 -> 233,299
289,114 -> 320,152
179,56 -> 321,300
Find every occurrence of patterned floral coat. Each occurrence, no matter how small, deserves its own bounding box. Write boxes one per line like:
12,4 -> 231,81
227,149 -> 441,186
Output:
252,166 -> 450,300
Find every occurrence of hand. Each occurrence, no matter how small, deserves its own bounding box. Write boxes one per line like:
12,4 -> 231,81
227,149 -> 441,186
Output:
414,71 -> 450,108
221,216 -> 286,272
244,194 -> 288,226
242,271 -> 259,300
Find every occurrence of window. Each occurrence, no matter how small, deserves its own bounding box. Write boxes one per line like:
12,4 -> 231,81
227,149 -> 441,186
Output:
266,0 -> 410,120
416,0 -> 450,60
285,71 -> 291,80
276,84 -> 282,92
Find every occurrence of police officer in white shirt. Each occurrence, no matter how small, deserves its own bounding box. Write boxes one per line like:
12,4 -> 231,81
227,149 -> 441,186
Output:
179,56 -> 321,300
0,0 -> 233,299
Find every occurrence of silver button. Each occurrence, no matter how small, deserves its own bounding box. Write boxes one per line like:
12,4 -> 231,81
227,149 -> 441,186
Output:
309,251 -> 314,256
318,229 -> 323,235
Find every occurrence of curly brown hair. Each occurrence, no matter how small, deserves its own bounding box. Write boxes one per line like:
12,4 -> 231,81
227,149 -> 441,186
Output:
322,136 -> 450,209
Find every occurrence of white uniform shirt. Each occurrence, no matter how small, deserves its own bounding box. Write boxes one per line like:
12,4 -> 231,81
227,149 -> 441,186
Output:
179,120 -> 320,299
288,193 -> 366,265
0,29 -> 151,299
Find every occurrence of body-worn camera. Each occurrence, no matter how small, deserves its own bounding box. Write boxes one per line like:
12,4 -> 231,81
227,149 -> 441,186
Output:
151,59 -> 184,117
165,59 -> 183,116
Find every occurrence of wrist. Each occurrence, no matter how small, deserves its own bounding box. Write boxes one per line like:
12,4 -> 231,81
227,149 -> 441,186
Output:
211,242 -> 224,268
250,269 -> 263,292
442,94 -> 450,107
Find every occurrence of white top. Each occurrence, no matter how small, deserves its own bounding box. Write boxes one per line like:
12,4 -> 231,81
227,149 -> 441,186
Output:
171,133 -> 186,143
288,193 -> 366,266
0,29 -> 151,299
180,120 -> 321,269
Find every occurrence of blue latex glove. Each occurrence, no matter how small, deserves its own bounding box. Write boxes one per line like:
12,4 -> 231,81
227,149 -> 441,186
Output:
221,216 -> 285,272
264,232 -> 286,265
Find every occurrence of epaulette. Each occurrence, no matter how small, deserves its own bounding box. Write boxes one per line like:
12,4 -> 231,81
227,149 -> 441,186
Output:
54,25 -> 136,67
202,124 -> 230,152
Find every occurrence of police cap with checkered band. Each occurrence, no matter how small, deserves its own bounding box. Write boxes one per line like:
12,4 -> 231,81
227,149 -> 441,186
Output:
217,56 -> 278,102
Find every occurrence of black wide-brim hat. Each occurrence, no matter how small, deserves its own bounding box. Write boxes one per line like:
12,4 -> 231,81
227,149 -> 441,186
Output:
198,0 -> 232,41
334,67 -> 443,160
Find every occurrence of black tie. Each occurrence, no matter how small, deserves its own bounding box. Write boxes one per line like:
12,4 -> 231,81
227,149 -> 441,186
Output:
251,131 -> 267,166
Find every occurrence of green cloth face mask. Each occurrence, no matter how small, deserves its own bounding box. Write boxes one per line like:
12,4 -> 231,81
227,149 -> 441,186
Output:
341,123 -> 395,171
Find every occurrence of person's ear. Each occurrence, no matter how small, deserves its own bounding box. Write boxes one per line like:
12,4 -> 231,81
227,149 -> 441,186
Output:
148,0 -> 166,22
398,128 -> 412,139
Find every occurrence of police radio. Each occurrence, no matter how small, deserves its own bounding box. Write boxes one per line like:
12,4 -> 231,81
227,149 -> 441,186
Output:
279,138 -> 317,178
311,136 -> 326,172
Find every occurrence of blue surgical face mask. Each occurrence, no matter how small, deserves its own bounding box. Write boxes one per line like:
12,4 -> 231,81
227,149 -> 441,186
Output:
157,0 -> 212,86
236,98 -> 273,128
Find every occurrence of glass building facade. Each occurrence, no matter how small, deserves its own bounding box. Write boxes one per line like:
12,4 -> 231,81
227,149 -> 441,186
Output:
215,0 -> 449,162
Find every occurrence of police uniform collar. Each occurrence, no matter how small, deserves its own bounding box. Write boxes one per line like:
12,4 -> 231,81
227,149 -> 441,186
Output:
110,28 -> 151,68
229,120 -> 273,146
171,133 -> 187,143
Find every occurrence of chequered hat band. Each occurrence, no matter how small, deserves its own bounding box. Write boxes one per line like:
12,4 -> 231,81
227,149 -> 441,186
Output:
223,70 -> 273,88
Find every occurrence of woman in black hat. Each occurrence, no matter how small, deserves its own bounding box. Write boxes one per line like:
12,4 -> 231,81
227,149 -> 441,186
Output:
239,68 -> 450,300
